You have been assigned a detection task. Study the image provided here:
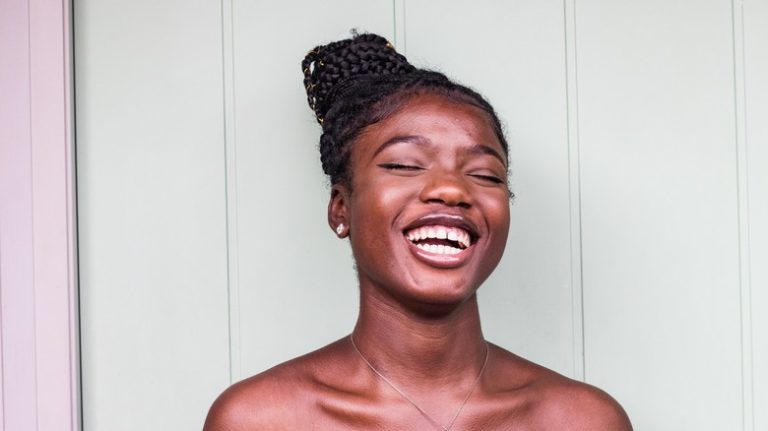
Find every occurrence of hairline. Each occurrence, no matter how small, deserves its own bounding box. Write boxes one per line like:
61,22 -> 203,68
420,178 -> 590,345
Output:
340,88 -> 508,191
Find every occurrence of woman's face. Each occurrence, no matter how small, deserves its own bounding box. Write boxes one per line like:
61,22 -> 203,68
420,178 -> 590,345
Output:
330,93 -> 510,312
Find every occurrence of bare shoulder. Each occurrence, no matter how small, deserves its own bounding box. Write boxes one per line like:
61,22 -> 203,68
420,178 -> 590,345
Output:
488,345 -> 632,430
534,378 -> 633,430
202,361 -> 305,431
203,338 -> 348,431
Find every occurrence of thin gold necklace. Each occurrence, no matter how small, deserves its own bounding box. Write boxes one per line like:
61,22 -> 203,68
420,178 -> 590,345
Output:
349,334 -> 489,431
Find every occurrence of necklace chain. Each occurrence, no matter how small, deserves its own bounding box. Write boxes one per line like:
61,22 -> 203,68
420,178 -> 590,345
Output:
349,334 -> 489,431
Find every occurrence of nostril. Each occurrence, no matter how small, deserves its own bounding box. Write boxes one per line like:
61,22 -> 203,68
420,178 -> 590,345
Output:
425,197 -> 471,207
419,175 -> 473,207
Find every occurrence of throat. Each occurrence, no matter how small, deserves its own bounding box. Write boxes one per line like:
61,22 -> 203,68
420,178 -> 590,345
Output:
353,295 -> 486,383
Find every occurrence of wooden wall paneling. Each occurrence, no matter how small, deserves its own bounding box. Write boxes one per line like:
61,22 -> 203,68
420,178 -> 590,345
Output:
230,0 -> 395,379
575,1 -> 742,429
564,0 -> 585,381
72,0 -> 765,428
221,0 -> 240,383
743,0 -> 768,429
406,0 -> 576,377
733,0 -> 754,428
74,1 -> 231,429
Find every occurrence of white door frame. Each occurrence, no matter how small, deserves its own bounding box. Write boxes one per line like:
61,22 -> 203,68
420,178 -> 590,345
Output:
0,0 -> 79,429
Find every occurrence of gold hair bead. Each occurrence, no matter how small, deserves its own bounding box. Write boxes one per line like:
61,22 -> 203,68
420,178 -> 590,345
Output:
386,42 -> 393,48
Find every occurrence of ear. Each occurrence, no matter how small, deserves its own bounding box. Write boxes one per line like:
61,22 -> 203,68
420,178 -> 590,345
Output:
327,183 -> 350,237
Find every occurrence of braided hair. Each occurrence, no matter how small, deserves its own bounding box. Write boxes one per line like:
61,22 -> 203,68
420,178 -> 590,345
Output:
302,33 -> 509,188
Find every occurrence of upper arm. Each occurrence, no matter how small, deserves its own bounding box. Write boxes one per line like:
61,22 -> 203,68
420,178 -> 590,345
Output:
563,385 -> 633,431
577,389 -> 632,431
536,382 -> 633,431
203,386 -> 254,431
203,371 -> 304,431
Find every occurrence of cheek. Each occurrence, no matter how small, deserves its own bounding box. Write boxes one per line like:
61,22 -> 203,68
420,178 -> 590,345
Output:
350,176 -> 414,223
477,198 -> 510,277
498,201 -> 511,231
482,194 -> 511,243
347,177 -> 420,267
348,180 -> 403,242
480,188 -> 511,220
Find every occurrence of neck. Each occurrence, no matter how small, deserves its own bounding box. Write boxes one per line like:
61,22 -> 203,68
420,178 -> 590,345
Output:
352,284 -> 487,388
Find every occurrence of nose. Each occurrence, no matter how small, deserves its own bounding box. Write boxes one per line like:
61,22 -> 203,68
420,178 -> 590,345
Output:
418,169 -> 472,209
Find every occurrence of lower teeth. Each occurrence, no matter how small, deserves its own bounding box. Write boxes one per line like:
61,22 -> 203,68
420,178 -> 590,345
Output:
415,243 -> 462,255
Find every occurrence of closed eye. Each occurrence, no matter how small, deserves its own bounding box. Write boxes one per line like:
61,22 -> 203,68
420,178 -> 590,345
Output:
468,173 -> 505,184
378,163 -> 424,171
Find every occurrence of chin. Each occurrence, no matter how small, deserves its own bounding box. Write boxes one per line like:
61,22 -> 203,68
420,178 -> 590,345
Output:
405,293 -> 479,318
389,276 -> 482,317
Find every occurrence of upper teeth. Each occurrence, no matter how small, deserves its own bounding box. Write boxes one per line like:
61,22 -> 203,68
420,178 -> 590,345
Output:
405,225 -> 471,249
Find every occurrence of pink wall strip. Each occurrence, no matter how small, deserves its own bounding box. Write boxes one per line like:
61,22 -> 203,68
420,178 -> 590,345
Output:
0,0 -> 79,430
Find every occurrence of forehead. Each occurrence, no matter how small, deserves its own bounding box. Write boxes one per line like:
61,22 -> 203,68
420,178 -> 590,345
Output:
355,94 -> 503,154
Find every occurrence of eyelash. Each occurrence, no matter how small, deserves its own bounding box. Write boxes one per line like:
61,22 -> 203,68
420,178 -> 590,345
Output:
469,174 -> 505,184
379,164 -> 505,184
378,163 -> 423,171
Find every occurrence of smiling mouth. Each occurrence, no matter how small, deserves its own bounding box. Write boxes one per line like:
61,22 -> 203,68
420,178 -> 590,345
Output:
404,225 -> 472,255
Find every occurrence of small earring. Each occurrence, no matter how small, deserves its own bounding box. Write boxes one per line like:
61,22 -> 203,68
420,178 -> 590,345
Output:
336,224 -> 345,235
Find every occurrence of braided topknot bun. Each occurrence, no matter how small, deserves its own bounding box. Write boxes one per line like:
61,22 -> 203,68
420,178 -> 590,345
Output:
302,33 -> 415,124
301,32 -> 509,190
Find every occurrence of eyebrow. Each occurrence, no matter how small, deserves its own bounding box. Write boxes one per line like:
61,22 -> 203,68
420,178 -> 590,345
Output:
465,144 -> 507,166
372,135 -> 431,158
372,134 -> 507,166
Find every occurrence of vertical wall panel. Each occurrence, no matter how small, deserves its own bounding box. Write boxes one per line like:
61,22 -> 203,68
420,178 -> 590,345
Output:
231,0 -> 395,379
576,1 -> 742,429
734,0 -> 756,428
407,0 -> 576,376
744,0 -> 768,429
74,1 -> 230,429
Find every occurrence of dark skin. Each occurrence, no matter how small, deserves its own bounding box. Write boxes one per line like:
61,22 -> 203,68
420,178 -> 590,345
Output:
204,94 -> 633,430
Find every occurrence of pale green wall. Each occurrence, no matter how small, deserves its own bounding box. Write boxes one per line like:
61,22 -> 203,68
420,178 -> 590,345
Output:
75,1 -> 768,429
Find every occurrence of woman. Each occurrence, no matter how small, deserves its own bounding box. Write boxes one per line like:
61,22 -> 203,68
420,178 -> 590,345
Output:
204,33 -> 632,430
